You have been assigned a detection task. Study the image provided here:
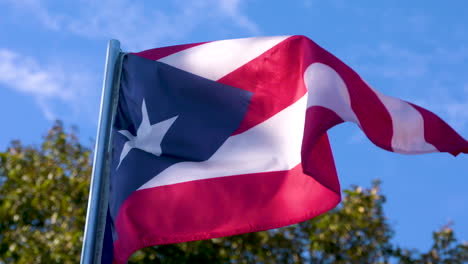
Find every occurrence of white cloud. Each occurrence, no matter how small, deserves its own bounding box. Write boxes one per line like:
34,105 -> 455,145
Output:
0,49 -> 69,99
0,0 -> 260,122
217,0 -> 259,34
415,86 -> 468,134
303,0 -> 313,8
434,85 -> 468,132
3,0 -> 260,50
0,49 -> 94,120
347,43 -> 430,81
345,42 -> 468,135
1,0 -> 61,30
445,101 -> 468,131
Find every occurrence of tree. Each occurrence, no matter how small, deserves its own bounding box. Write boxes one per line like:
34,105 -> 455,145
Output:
301,181 -> 394,264
395,224 -> 468,264
0,122 -> 91,263
0,122 -> 467,263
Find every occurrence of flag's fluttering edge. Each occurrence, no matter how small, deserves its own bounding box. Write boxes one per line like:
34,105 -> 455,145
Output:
103,35 -> 468,263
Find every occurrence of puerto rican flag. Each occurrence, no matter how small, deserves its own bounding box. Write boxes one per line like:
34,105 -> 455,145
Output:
103,35 -> 468,263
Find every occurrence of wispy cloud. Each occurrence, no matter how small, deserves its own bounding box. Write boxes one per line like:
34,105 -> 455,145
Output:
432,85 -> 468,133
413,85 -> 468,133
2,0 -> 61,30
0,49 -> 67,99
345,42 -> 468,134
346,43 -> 430,81
217,0 -> 259,34
0,49 -> 95,120
3,0 -> 260,50
0,0 -> 260,122
444,101 -> 468,132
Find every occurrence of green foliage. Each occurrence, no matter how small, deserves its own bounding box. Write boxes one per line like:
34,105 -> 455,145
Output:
303,180 -> 394,264
0,122 -> 91,263
395,224 -> 468,264
0,122 -> 467,263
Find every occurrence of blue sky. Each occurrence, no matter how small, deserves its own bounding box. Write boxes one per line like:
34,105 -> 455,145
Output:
1,0 -> 467,252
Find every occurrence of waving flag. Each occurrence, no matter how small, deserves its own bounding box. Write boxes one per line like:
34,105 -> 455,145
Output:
104,35 -> 468,263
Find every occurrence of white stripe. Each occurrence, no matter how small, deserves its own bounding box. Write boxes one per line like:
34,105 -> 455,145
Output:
159,36 -> 289,81
138,94 -> 307,190
370,88 -> 438,153
305,62 -> 437,154
304,63 -> 360,124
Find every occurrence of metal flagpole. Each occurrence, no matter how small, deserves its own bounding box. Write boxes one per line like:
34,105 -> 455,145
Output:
81,39 -> 123,264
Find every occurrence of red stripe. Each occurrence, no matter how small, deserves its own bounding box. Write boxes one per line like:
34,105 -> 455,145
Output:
219,36 -> 394,149
299,38 -> 394,151
299,37 -> 467,154
132,42 -> 207,61
132,37 -> 407,152
132,36 -> 392,150
219,36 -> 311,134
410,103 -> 468,156
112,164 -> 341,263
302,106 -> 344,194
133,37 -> 310,136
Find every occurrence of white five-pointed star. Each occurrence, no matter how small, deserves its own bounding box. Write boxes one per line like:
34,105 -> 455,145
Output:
116,99 -> 178,169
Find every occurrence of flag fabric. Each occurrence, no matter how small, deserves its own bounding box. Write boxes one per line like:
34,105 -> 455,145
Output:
103,35 -> 468,263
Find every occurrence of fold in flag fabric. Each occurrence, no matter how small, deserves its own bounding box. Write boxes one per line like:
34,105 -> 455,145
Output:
102,35 -> 468,263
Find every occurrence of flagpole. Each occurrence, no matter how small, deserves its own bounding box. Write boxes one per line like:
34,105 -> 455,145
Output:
81,39 -> 122,264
